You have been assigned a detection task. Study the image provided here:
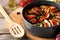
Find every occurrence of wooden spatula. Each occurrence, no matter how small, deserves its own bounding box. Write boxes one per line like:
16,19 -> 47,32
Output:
0,5 -> 25,38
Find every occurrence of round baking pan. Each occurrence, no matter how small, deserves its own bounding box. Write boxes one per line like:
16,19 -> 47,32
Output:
22,1 -> 60,38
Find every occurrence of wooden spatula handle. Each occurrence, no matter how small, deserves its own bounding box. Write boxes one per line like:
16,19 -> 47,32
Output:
0,5 -> 12,23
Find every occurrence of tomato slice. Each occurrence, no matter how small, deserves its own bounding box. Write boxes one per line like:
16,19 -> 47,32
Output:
24,14 -> 36,19
49,6 -> 57,12
53,18 -> 58,21
39,16 -> 45,23
29,19 -> 37,23
53,18 -> 60,22
44,20 -> 51,27
27,15 -> 36,19
44,13 -> 50,18
49,19 -> 57,26
42,5 -> 50,9
56,18 -> 60,20
41,5 -> 50,13
52,19 -> 57,26
27,10 -> 36,15
55,12 -> 60,15
44,23 -> 49,27
44,8 -> 50,13
34,7 -> 41,13
39,13 -> 50,23
50,6 -> 56,9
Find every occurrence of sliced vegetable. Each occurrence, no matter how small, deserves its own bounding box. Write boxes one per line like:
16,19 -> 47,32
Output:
24,14 -> 36,19
29,19 -> 37,23
27,10 -> 36,15
33,7 -> 42,13
41,5 -> 50,13
45,13 -> 50,18
53,18 -> 60,22
49,19 -> 58,26
44,20 -> 51,27
39,23 -> 43,27
49,6 -> 57,12
49,20 -> 54,26
52,19 -> 58,26
39,13 -> 50,23
44,8 -> 50,13
55,12 -> 60,15
41,5 -> 50,9
56,16 -> 60,18
44,23 -> 49,27
39,16 -> 45,23
31,8 -> 40,15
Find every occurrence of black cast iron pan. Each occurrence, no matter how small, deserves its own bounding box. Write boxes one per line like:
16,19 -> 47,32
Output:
22,1 -> 60,38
